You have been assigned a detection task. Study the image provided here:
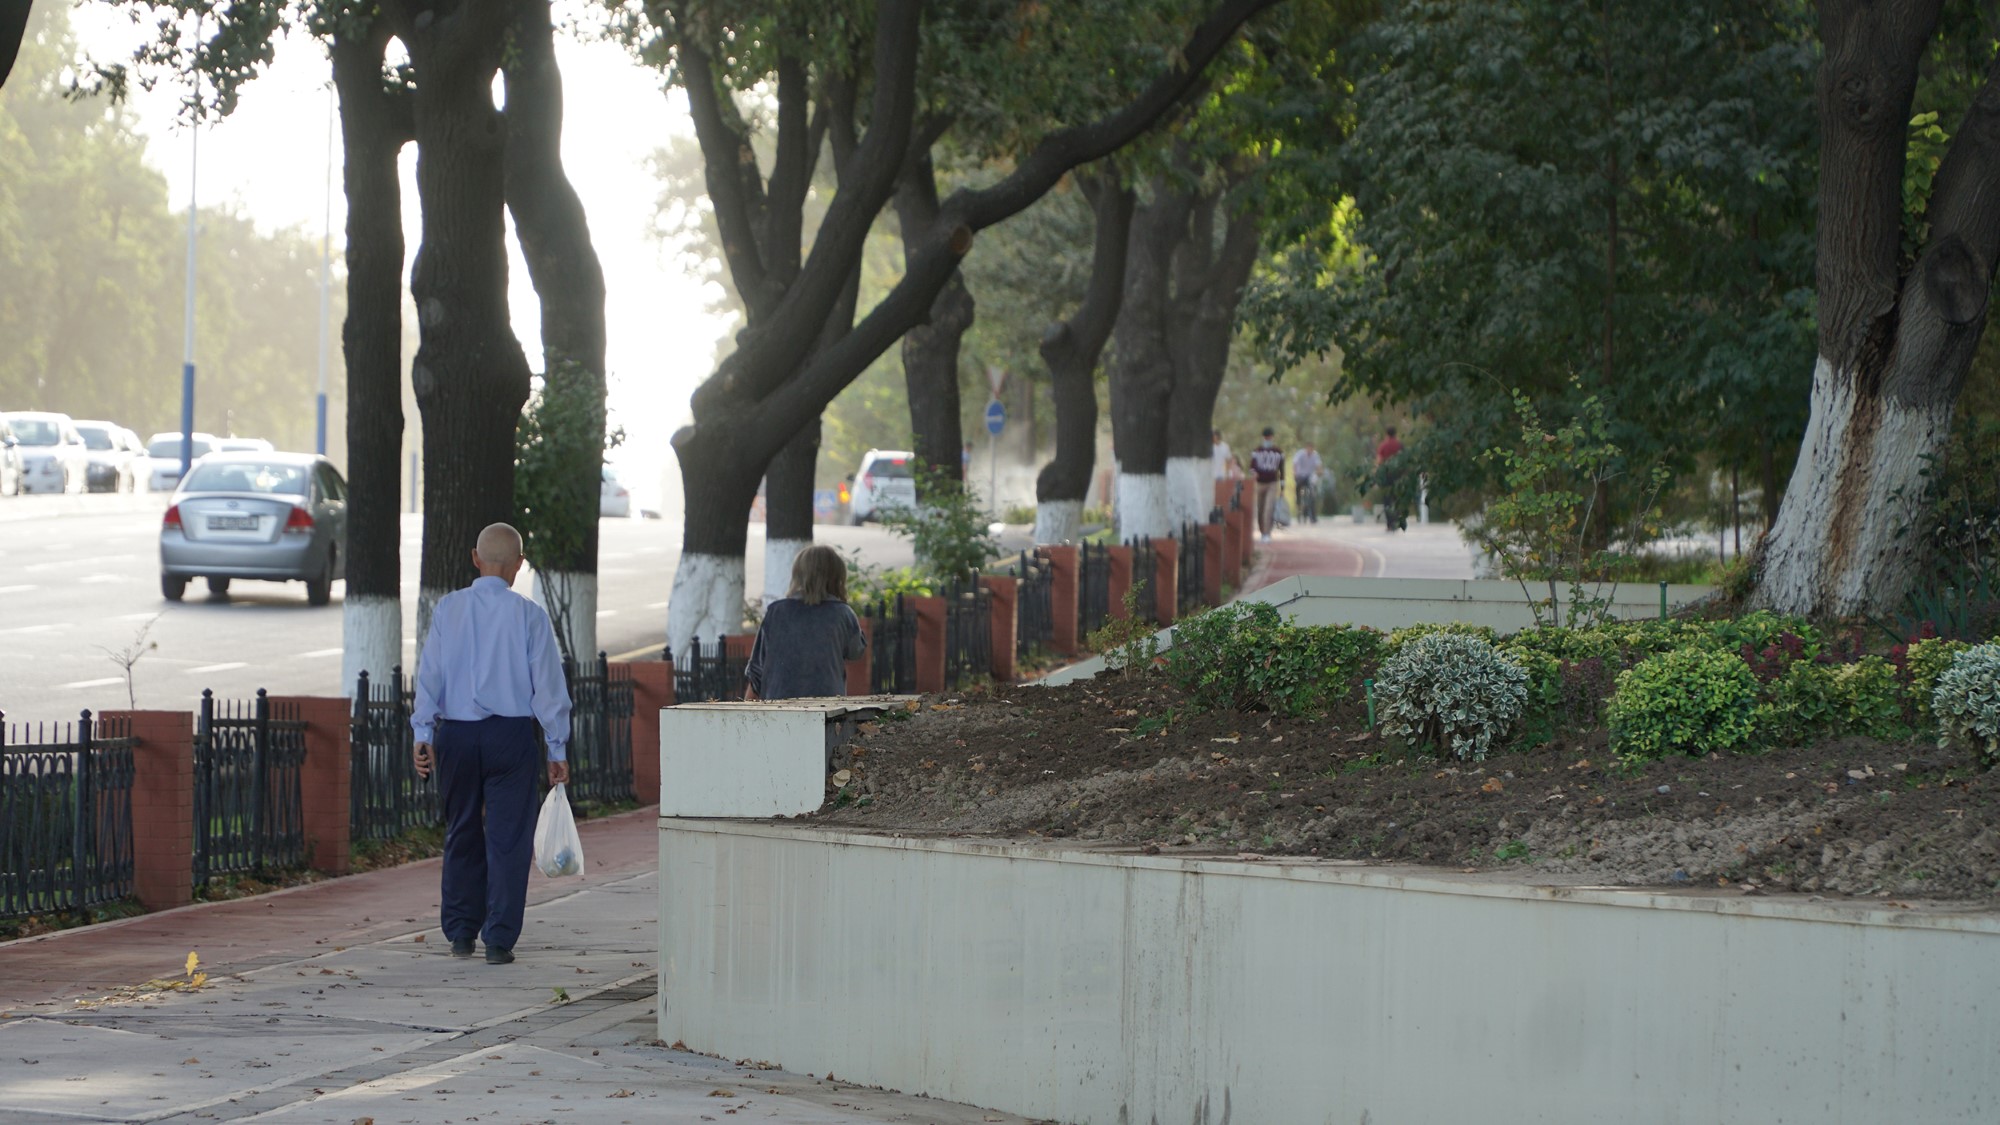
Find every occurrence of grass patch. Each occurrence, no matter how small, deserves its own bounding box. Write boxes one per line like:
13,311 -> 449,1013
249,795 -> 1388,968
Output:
0,897 -> 147,942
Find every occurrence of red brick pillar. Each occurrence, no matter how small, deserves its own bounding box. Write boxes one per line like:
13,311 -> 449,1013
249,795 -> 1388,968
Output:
616,661 -> 673,806
1214,480 -> 1232,509
1222,505 -> 1243,586
910,595 -> 947,694
106,710 -> 195,911
270,696 -> 352,876
1106,545 -> 1134,621
1240,485 -> 1256,569
1041,545 -> 1080,655
1202,524 -> 1226,606
980,576 -> 1018,682
1153,537 -> 1179,625
846,616 -> 874,695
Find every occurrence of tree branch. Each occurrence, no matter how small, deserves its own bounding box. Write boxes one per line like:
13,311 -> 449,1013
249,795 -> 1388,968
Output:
1062,168 -> 1137,362
760,51 -> 814,287
676,25 -> 776,317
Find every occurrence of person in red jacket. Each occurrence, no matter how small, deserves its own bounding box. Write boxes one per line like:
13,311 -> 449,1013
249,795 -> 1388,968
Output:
1375,427 -> 1407,531
1247,427 -> 1286,542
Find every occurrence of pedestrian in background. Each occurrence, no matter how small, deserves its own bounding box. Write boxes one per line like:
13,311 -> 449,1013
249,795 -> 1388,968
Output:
1376,426 -> 1407,532
745,544 -> 866,701
411,523 -> 571,966
1211,429 -> 1239,482
1292,443 -> 1324,523
1248,427 -> 1286,542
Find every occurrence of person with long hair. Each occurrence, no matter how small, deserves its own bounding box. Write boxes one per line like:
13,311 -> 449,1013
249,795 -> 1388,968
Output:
744,544 -> 867,700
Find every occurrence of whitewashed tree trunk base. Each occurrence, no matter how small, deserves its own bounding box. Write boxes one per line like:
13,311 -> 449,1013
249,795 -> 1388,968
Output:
1033,499 -> 1084,545
1754,355 -> 1952,616
764,538 -> 810,608
1165,457 -> 1209,532
415,585 -> 448,678
1116,472 -> 1171,540
533,569 -> 598,666
341,595 -> 402,699
668,553 -> 747,663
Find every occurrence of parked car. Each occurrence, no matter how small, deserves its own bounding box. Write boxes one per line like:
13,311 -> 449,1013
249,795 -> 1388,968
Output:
0,416 -> 22,496
74,420 -> 145,492
848,449 -> 917,524
1,411 -> 90,494
144,431 -> 220,492
159,452 -> 347,606
600,466 -> 631,518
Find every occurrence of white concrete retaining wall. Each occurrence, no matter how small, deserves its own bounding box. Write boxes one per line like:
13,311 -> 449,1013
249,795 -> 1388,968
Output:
659,820 -> 2000,1125
658,704 -> 829,818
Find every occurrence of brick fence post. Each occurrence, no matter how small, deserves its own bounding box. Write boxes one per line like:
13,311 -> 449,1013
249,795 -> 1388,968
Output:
269,696 -> 351,876
846,616 -> 874,695
910,596 -> 947,694
1239,485 -> 1255,572
1202,524 -> 1226,606
1153,537 -> 1179,625
616,661 -> 673,806
979,575 -> 1018,682
105,710 -> 195,911
1106,545 -> 1133,621
1222,505 -> 1243,586
1041,545 -> 1080,655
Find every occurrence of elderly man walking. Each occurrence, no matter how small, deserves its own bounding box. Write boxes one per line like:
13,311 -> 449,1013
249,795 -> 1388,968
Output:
411,523 -> 571,965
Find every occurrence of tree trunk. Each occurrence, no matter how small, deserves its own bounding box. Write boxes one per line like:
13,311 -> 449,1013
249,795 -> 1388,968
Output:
668,423 -> 761,656
1110,178 -> 1195,539
1164,190 -> 1261,530
1036,171 -> 1133,545
505,0 -> 608,665
1753,0 -> 2000,616
762,417 -> 821,605
897,157 -> 976,489
394,1 -> 533,652
333,24 -> 412,697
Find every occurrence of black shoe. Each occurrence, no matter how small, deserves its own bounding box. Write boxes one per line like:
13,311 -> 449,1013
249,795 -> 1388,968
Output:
450,938 -> 475,958
485,946 -> 514,965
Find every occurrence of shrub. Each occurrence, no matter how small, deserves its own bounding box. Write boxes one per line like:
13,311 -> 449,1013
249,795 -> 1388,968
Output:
1165,603 -> 1381,715
1833,656 -> 1905,740
1705,610 -> 1819,657
1384,622 -> 1498,653
1903,637 -> 1972,725
1608,647 -> 1759,761
1933,643 -> 2000,767
1753,661 -> 1840,746
1375,632 -> 1529,761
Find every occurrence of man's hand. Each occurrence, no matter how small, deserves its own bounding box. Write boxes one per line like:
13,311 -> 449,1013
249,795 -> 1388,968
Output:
548,759 -> 569,787
413,741 -> 434,780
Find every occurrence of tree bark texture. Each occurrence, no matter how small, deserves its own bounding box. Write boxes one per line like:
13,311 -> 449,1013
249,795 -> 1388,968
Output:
896,152 -> 977,488
663,0 -> 1279,653
1755,0 -> 2000,615
332,21 -> 412,694
1036,171 -> 1134,544
1110,177 -> 1194,497
388,0 -> 534,647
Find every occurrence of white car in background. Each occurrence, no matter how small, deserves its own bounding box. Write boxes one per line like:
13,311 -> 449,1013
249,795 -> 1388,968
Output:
144,431 -> 220,492
1,412 -> 90,494
74,420 -> 145,492
217,437 -> 276,454
600,466 -> 631,518
848,449 -> 917,524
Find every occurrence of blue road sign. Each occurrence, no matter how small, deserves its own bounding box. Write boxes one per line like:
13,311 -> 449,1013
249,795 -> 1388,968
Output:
985,398 -> 1006,436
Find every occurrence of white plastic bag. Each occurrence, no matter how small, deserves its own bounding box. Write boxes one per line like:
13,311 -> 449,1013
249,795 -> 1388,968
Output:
533,783 -> 585,877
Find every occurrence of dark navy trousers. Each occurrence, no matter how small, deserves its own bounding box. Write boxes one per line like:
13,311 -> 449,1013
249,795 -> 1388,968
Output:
435,715 -> 539,951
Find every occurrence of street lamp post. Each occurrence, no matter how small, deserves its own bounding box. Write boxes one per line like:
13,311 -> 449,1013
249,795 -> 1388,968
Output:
315,82 -> 334,456
177,23 -> 201,478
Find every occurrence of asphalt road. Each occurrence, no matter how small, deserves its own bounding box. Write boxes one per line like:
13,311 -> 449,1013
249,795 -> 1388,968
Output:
0,492 -> 919,728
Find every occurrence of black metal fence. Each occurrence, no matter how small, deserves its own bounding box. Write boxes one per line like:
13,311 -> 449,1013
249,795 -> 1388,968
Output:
566,654 -> 635,805
1127,536 -> 1159,625
1014,551 -> 1054,659
193,690 -> 308,883
1178,520 -> 1207,618
1,711 -> 135,920
866,596 -> 918,694
674,636 -> 748,703
1078,540 -> 1110,640
941,578 -> 992,690
349,667 -> 435,843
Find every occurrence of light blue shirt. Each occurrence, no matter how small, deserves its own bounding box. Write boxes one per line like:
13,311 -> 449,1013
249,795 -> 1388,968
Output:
411,576 -> 572,760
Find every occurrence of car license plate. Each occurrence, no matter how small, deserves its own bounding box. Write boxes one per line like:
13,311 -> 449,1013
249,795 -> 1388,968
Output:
208,515 -> 257,531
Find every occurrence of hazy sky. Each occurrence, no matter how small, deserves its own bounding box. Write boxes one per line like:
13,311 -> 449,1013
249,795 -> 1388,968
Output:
66,0 -> 731,515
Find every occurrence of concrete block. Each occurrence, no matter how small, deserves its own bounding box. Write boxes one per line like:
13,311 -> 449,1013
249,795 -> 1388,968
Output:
658,704 -> 831,818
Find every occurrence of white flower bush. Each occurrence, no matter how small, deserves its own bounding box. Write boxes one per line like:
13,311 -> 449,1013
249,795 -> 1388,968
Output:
1933,643 -> 2000,768
1375,631 -> 1529,761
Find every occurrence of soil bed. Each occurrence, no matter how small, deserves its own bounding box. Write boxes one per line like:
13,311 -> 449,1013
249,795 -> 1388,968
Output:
811,673 -> 2000,902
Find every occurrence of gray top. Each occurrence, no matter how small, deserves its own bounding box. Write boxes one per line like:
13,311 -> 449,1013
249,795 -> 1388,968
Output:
745,598 -> 867,700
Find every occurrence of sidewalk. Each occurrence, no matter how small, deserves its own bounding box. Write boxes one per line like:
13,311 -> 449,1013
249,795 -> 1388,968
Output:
0,806 -> 1037,1125
1243,516 -> 1474,593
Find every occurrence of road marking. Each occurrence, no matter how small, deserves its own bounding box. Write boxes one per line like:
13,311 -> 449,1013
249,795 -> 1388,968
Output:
187,662 -> 248,674
596,609 -> 619,618
645,601 -> 669,610
80,574 -> 129,584
0,624 -> 61,635
60,677 -> 125,689
0,585 -> 36,594
300,647 -> 344,658
108,612 -> 161,621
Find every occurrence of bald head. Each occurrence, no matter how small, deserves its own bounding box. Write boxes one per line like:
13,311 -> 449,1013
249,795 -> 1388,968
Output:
472,523 -> 524,580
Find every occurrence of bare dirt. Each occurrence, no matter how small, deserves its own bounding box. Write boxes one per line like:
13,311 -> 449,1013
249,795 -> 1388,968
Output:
811,673 -> 2000,903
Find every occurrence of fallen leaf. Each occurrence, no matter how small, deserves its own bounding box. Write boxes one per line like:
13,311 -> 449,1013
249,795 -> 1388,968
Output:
182,1057 -> 200,1065
185,952 -> 200,977
709,1089 -> 736,1098
610,1090 -> 636,1098
1210,735 -> 1240,744
1481,778 -> 1504,794
412,934 -> 426,943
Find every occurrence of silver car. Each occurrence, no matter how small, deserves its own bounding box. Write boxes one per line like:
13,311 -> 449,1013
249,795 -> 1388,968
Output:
2,411 -> 89,494
160,452 -> 348,605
